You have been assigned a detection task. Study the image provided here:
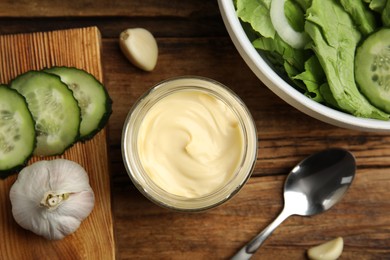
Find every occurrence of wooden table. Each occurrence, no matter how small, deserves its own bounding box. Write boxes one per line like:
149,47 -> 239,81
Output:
1,1 -> 390,259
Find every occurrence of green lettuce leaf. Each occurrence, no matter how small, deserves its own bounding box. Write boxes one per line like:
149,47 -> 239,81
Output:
253,34 -> 308,76
382,0 -> 390,25
241,0 -> 314,93
285,0 -> 306,32
293,55 -> 325,102
369,0 -> 387,13
295,0 -> 312,10
365,0 -> 390,25
236,0 -> 275,38
305,0 -> 389,119
339,0 -> 377,35
320,83 -> 339,108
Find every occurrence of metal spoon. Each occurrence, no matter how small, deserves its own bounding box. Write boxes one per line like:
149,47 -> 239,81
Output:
231,148 -> 356,260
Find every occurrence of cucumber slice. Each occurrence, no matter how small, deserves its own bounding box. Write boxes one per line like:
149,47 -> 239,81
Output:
0,85 -> 35,177
355,28 -> 390,113
10,71 -> 81,156
45,67 -> 112,140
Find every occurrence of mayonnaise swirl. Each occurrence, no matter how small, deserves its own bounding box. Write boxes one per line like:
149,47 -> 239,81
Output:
137,90 -> 244,198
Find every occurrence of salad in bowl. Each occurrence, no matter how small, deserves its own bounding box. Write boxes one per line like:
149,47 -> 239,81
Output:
218,0 -> 390,131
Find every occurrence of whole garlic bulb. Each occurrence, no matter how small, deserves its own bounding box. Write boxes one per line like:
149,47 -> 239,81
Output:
9,159 -> 95,240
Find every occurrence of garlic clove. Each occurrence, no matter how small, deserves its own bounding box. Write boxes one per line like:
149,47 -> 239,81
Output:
307,237 -> 344,260
119,28 -> 158,71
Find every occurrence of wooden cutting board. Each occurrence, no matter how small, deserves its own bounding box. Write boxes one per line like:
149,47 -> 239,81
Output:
0,27 -> 115,259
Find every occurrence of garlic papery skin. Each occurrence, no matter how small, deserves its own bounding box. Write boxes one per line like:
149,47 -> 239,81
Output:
9,159 -> 95,240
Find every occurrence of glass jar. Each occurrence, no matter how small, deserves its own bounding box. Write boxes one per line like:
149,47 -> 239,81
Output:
121,76 -> 257,212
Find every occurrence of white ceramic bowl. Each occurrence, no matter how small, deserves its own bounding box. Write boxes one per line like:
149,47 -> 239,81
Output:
218,0 -> 390,132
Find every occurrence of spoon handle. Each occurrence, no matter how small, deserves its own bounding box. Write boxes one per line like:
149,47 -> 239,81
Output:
231,208 -> 291,260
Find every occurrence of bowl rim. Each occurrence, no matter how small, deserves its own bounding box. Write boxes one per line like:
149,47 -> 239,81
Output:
217,0 -> 390,132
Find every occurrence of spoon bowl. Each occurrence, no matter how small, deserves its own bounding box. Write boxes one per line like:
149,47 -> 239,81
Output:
232,148 -> 356,260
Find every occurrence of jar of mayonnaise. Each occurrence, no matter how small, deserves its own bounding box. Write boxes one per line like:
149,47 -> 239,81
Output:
122,76 -> 257,211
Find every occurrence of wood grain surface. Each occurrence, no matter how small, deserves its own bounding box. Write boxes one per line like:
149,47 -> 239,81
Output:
0,1 -> 390,259
0,27 -> 114,260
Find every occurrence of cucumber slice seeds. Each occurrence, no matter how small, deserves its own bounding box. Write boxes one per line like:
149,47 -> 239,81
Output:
10,71 -> 81,156
355,28 -> 390,113
0,85 -> 35,176
45,67 -> 112,140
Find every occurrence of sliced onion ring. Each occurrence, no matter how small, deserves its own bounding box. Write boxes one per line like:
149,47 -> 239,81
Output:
270,0 -> 309,49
